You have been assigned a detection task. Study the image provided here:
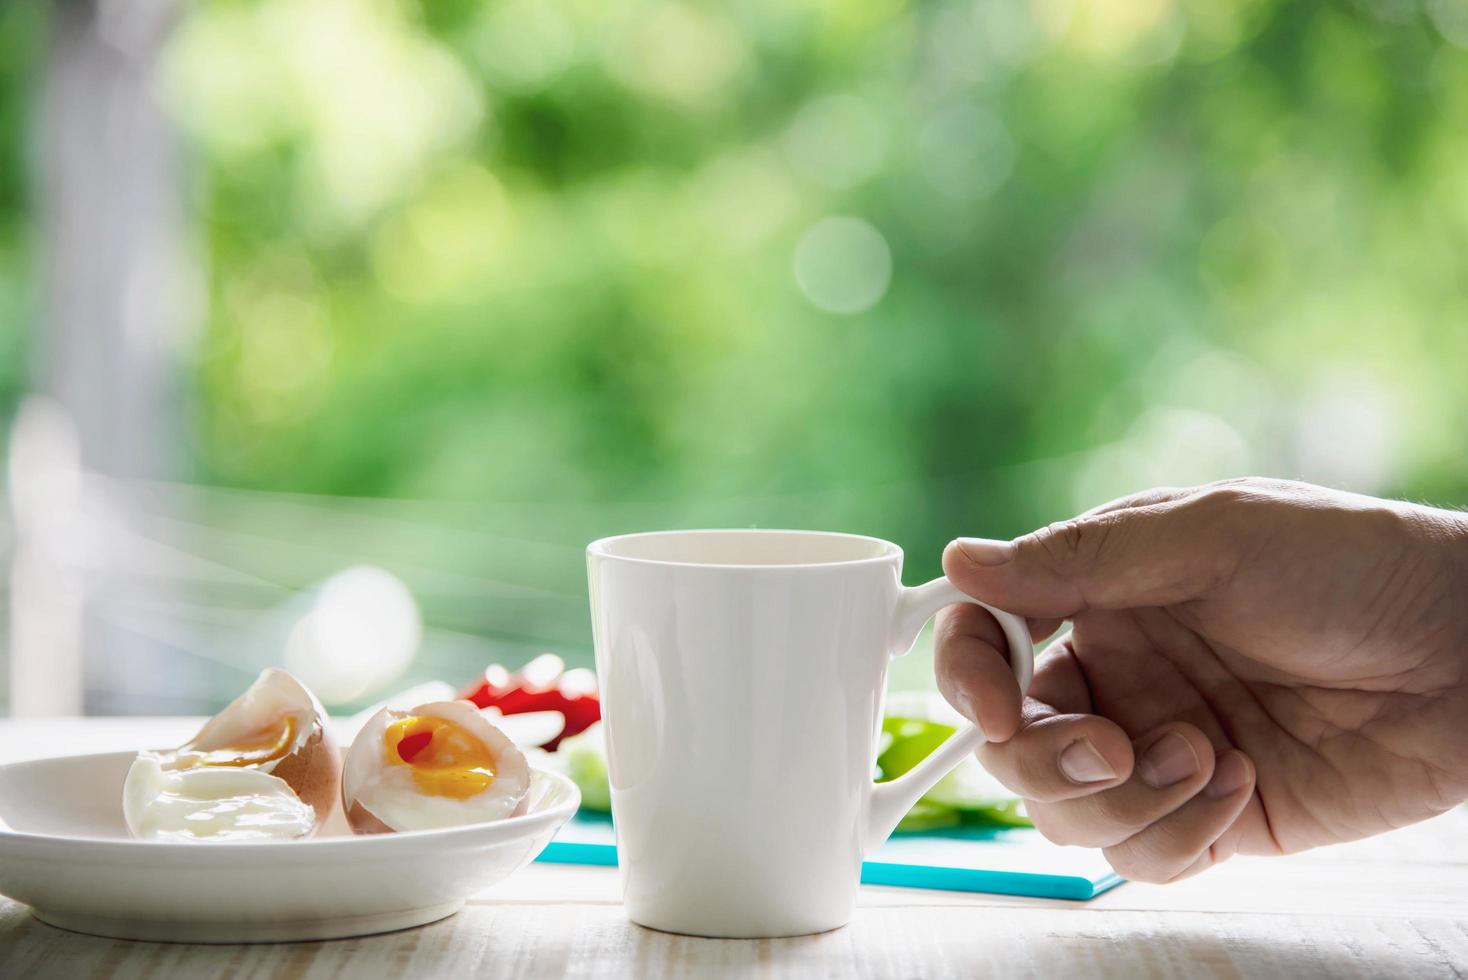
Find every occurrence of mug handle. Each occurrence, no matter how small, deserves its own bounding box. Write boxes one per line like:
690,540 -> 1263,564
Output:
863,576 -> 1035,853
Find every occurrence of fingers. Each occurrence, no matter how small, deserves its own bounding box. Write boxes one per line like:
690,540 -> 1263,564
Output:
1101,749 -> 1257,883
1011,721 -> 1258,884
934,597 -> 1258,884
935,606 -> 1090,742
1025,638 -> 1092,716
933,602 -> 1024,742
941,491 -> 1248,620
974,710 -> 1136,803
1022,723 -> 1216,844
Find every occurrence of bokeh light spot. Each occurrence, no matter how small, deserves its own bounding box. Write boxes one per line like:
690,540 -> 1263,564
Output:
1294,367 -> 1401,493
470,0 -> 576,91
1428,0 -> 1468,48
284,566 -> 423,705
793,216 -> 893,315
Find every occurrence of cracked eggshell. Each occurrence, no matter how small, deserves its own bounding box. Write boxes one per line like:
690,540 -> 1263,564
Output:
153,668 -> 340,832
341,699 -> 530,835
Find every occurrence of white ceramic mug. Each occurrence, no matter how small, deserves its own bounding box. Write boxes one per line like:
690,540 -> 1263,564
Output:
586,529 -> 1034,938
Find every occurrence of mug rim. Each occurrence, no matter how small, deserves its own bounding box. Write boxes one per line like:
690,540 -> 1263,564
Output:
586,528 -> 903,570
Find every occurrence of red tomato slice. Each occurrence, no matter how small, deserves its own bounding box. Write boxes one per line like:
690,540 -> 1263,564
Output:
458,659 -> 602,751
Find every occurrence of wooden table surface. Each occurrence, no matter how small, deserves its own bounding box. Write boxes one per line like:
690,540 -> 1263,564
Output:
1,717 -> 1465,978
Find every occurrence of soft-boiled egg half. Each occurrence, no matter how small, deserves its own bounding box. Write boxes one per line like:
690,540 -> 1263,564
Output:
122,668 -> 339,842
341,700 -> 530,834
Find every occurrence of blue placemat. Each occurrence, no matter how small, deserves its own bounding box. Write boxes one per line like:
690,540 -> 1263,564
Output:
536,812 -> 1123,901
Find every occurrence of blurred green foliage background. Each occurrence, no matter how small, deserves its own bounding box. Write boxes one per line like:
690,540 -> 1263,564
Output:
0,4 -> 38,417
2,0 -> 1468,703
172,0 -> 1468,524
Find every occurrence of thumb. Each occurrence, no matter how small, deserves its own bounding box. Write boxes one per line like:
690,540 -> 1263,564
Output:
942,498 -> 1239,620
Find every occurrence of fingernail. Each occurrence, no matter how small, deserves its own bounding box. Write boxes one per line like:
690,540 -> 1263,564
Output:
1059,738 -> 1117,784
1138,732 -> 1200,789
1206,752 -> 1251,799
955,537 -> 1016,566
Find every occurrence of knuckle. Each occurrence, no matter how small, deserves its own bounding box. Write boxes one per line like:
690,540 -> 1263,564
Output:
973,744 -> 1025,792
1188,484 -> 1254,512
1028,517 -> 1114,567
1189,477 -> 1297,514
1016,752 -> 1081,805
1010,739 -> 1060,797
1032,520 -> 1083,564
976,743 -> 1055,802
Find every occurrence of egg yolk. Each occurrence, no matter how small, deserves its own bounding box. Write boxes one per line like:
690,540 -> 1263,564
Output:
172,715 -> 299,769
383,716 -> 497,799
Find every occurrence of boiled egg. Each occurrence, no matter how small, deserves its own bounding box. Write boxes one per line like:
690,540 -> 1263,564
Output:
122,755 -> 316,842
122,668 -> 339,842
341,699 -> 530,834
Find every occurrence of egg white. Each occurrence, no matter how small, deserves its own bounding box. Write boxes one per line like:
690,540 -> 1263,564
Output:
123,753 -> 316,842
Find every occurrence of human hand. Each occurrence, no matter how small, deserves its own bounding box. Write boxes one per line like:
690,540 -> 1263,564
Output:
935,478 -> 1468,883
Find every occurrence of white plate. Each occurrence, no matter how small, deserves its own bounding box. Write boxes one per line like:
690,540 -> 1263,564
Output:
0,751 -> 579,943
